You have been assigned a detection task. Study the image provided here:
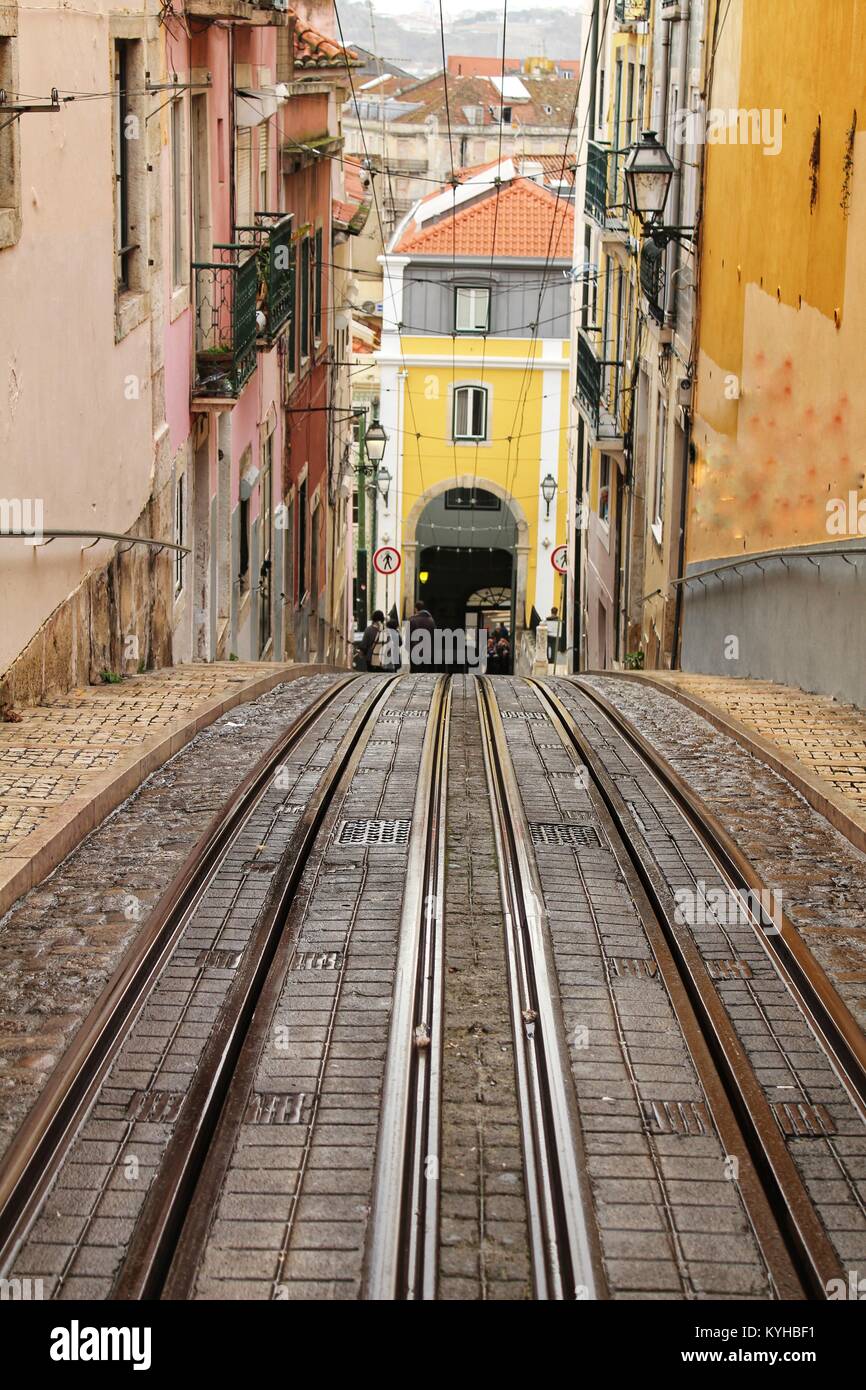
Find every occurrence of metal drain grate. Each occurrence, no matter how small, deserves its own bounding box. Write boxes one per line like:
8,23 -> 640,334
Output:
529,822 -> 603,849
643,1099 -> 711,1137
337,818 -> 412,847
502,709 -> 547,721
773,1100 -> 835,1137
381,708 -> 428,720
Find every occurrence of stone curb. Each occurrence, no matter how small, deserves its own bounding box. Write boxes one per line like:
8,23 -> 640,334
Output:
0,663 -> 341,919
589,670 -> 866,857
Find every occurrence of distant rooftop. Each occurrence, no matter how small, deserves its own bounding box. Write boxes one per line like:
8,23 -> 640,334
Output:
447,54 -> 581,80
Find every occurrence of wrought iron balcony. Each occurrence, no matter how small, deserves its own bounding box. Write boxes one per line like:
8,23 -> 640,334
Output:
585,141 -> 628,230
236,212 -> 295,346
640,240 -> 666,323
192,247 -> 258,399
576,328 -> 625,445
614,0 -> 650,23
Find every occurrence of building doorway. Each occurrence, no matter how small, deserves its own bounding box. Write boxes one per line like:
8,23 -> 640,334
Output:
414,486 -> 518,673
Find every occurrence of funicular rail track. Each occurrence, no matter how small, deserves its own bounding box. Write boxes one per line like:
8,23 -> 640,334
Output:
476,677 -> 605,1300
2,670 -> 864,1301
364,676 -> 451,1300
0,673 -> 402,1295
527,675 -> 866,1299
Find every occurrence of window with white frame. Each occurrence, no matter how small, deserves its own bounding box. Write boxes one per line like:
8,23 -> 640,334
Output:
0,27 -> 22,249
653,397 -> 667,538
113,38 -> 145,296
598,454 -> 611,526
174,471 -> 185,594
453,384 -> 488,441
455,286 -> 490,334
170,97 -> 187,289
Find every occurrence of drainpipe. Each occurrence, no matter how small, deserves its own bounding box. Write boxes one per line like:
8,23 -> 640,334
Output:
662,4 -> 690,670
588,0 -> 600,141
672,419 -> 691,667
228,26 -> 236,239
664,4 -> 689,329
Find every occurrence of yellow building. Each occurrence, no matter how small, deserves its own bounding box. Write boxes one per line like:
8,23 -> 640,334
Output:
376,159 -> 574,671
685,0 -> 866,705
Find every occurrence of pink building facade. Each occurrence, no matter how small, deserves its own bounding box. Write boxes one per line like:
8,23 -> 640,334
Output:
0,0 -> 360,703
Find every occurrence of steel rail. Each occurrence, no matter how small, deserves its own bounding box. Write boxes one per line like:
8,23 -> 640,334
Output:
113,675 -> 401,1299
570,675 -> 866,1116
531,677 -> 844,1298
364,676 -> 451,1300
0,673 -> 359,1278
475,676 -> 605,1301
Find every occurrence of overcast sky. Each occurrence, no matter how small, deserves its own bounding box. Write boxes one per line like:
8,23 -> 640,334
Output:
364,0 -> 592,16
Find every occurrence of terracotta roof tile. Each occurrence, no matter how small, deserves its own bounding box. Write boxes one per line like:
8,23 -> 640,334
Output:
392,177 -> 574,259
291,14 -> 359,69
390,73 -> 577,127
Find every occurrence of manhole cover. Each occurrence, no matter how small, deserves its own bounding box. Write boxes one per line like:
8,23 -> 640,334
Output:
529,822 -> 603,849
337,818 -> 412,847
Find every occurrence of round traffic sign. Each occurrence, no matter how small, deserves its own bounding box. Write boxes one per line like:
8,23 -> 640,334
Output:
373,545 -> 401,575
551,544 -> 568,575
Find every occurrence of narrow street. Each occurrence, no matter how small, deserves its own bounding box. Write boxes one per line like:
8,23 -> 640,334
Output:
3,0 -> 866,1357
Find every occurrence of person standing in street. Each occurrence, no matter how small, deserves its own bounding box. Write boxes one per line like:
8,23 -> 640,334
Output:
359,610 -> 386,671
546,605 -> 561,667
383,615 -> 403,672
409,601 -> 436,672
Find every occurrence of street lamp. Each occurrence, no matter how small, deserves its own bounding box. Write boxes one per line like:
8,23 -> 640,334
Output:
376,463 -> 392,505
365,420 -> 388,464
624,130 -> 695,248
541,473 -> 558,518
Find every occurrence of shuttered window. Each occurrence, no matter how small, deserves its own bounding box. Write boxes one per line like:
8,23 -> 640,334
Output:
235,127 -> 252,229
258,123 -> 268,211
314,226 -> 323,341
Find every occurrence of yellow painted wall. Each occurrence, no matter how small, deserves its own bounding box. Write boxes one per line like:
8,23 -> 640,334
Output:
397,335 -> 569,618
691,0 -> 866,562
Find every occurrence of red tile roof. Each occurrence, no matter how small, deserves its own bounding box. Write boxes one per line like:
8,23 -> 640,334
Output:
292,15 -> 359,70
343,157 -> 368,204
390,73 -> 577,128
392,177 -> 574,260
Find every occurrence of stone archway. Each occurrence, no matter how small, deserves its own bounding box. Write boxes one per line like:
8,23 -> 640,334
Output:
402,474 -> 531,633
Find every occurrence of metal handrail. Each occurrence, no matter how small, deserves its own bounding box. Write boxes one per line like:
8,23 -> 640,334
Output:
0,529 -> 189,554
671,542 -> 866,589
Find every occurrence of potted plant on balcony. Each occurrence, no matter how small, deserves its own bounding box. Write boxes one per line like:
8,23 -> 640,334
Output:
196,342 -> 235,394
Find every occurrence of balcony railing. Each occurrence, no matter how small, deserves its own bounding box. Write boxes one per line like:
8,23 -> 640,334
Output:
576,328 -> 625,441
388,157 -> 428,174
585,140 -> 628,229
615,0 -> 650,22
192,247 -> 258,398
640,241 -> 665,323
236,211 -> 295,346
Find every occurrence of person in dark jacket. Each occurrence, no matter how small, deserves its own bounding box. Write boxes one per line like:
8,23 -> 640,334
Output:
359,611 -> 386,671
383,616 -> 403,672
409,602 -> 436,672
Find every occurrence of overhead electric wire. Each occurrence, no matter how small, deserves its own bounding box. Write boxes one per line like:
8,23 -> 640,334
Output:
501,0 -> 614,514
335,0 -> 429,502
470,0 -> 509,510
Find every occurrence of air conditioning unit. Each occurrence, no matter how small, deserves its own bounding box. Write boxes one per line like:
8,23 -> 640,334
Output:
660,0 -> 688,18
677,376 -> 693,408
272,0 -> 290,9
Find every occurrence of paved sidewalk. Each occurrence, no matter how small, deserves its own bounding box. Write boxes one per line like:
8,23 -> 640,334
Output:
0,661 -> 333,916
618,671 -> 866,853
